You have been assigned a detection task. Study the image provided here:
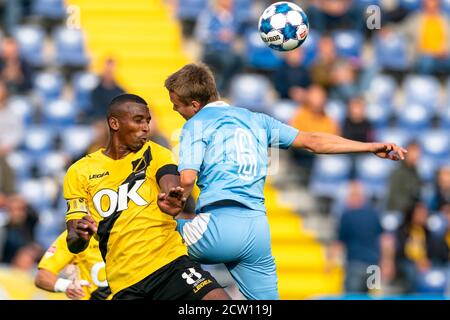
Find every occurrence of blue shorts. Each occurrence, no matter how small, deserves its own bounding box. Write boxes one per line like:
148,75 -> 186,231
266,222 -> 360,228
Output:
176,204 -> 279,300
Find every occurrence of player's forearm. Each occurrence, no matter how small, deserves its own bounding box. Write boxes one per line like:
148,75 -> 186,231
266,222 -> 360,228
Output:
294,132 -> 374,154
66,221 -> 89,254
180,170 -> 197,201
35,269 -> 58,292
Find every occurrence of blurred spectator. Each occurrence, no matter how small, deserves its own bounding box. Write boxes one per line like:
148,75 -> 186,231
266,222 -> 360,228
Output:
84,119 -> 109,156
0,37 -> 33,94
0,194 -> 39,264
329,60 -> 360,102
386,141 -> 422,214
0,79 -> 23,194
342,96 -> 373,143
11,243 -> 42,272
342,97 -> 374,178
428,165 -> 450,213
289,84 -> 340,185
306,0 -> 365,33
90,58 -> 125,122
272,48 -> 311,103
327,180 -> 387,293
0,0 -> 31,36
397,0 -> 450,75
391,202 -> 443,293
310,36 -> 344,90
194,0 -> 242,95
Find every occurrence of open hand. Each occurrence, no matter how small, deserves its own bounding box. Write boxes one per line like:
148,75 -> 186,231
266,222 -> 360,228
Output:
371,143 -> 407,161
157,186 -> 186,216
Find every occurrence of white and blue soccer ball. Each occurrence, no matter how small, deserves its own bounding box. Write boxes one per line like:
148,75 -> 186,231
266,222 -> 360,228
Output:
258,1 -> 309,52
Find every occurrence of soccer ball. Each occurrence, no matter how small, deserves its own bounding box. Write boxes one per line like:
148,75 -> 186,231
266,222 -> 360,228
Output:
258,1 -> 309,52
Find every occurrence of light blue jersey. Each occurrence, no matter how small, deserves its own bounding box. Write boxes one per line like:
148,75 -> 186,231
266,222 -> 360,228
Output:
178,101 -> 299,213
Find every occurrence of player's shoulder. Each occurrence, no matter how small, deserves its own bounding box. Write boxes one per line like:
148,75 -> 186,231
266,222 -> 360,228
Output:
147,140 -> 173,155
66,150 -> 101,176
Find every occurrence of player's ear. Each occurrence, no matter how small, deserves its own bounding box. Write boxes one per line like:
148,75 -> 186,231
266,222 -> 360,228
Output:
109,116 -> 119,131
192,101 -> 201,113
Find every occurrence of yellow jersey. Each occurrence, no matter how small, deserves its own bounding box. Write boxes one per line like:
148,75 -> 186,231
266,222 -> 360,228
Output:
38,230 -> 110,300
63,141 -> 187,295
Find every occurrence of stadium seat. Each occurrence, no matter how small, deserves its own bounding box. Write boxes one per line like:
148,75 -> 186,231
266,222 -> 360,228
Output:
53,27 -> 89,67
233,0 -> 254,26
309,155 -> 352,200
22,126 -> 55,155
439,105 -> 450,129
6,95 -> 34,125
5,151 -> 36,180
33,71 -> 64,103
375,127 -> 411,147
403,75 -> 441,109
269,99 -> 298,123
331,30 -> 363,60
395,103 -> 433,134
417,156 -> 440,183
35,209 -> 64,249
229,73 -> 273,112
244,30 -> 283,70
60,125 -> 94,157
325,99 -> 346,125
398,0 -> 422,11
367,74 -> 397,104
31,0 -> 67,20
366,102 -> 392,128
380,211 -> 403,232
443,0 -> 450,16
42,99 -> 77,128
427,213 -> 448,236
355,155 -> 396,198
176,0 -> 207,22
416,268 -> 448,295
373,31 -> 410,71
358,0 -> 381,6
71,71 -> 99,112
17,177 -> 58,211
37,151 -> 68,177
418,129 -> 450,163
13,25 -> 46,67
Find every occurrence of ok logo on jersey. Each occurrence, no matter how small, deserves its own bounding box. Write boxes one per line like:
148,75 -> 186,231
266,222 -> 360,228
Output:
92,179 -> 148,218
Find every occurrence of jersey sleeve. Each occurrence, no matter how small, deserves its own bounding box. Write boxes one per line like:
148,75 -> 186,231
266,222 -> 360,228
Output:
257,113 -> 299,149
64,163 -> 89,222
152,143 -> 180,185
177,121 -> 206,172
37,232 -> 74,275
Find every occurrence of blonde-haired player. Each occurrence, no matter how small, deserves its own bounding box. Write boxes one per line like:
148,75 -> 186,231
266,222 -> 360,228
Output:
35,230 -> 111,300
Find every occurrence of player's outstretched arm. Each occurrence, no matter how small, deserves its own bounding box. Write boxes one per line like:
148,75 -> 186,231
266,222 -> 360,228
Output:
66,215 -> 97,254
292,132 -> 407,160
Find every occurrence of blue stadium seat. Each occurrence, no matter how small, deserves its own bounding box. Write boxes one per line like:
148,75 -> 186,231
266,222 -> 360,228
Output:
33,71 -> 64,103
373,31 -> 410,71
60,125 -> 94,157
301,29 -> 320,68
35,209 -> 64,249
176,0 -> 207,21
427,213 -> 448,236
13,25 -> 45,67
71,71 -> 99,111
22,126 -> 55,155
18,178 -> 57,211
244,30 -> 283,70
368,74 -> 397,104
366,102 -> 392,128
53,27 -> 89,67
380,211 -> 403,232
358,0 -> 381,6
309,155 -> 352,199
229,74 -> 273,112
325,99 -> 346,125
398,0 -> 422,11
233,0 -> 253,25
5,151 -> 36,180
439,105 -> 450,129
416,268 -> 448,295
332,30 -> 363,60
42,99 -> 77,128
6,96 -> 34,125
32,0 -> 67,20
396,103 -> 433,134
355,155 -> 395,198
417,156 -> 440,183
403,75 -> 441,109
443,0 -> 450,16
375,127 -> 411,147
37,151 -> 68,177
269,99 -> 298,123
418,129 -> 450,163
